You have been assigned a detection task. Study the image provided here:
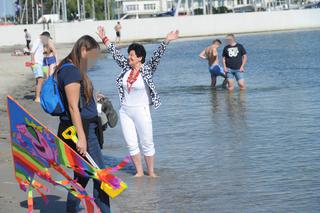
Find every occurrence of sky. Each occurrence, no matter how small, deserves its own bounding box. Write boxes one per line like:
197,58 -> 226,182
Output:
0,0 -> 15,18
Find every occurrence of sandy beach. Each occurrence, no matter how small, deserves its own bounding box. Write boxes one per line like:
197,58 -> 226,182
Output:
0,46 -> 76,213
0,43 -> 129,212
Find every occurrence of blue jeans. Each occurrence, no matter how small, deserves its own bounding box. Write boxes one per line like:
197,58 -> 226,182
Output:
66,123 -> 110,213
226,69 -> 244,81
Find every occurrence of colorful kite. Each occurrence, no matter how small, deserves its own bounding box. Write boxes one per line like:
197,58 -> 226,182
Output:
7,96 -> 129,213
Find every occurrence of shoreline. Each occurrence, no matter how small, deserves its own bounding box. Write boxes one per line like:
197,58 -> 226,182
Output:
1,27 -> 319,53
1,9 -> 320,46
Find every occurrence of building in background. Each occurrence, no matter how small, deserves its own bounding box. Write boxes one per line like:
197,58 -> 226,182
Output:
2,0 -> 320,23
116,0 -> 175,19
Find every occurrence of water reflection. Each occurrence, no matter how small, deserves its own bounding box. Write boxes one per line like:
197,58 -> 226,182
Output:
115,177 -> 160,213
225,91 -> 247,128
210,89 -> 248,137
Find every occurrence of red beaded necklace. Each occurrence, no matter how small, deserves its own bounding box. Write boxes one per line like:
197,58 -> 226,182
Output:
126,68 -> 140,93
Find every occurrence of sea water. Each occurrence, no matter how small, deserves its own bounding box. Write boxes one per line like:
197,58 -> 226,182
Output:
89,29 -> 320,213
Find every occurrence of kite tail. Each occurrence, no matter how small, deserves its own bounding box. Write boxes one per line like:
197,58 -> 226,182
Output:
27,184 -> 33,213
32,180 -> 49,204
97,155 -> 130,188
110,155 -> 131,173
52,163 -> 101,212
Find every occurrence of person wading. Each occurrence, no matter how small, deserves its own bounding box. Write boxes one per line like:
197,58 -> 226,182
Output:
97,26 -> 179,178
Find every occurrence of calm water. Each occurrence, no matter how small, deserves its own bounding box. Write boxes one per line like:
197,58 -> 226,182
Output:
89,29 -> 320,213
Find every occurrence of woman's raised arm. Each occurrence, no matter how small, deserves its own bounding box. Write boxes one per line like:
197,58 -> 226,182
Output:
97,26 -> 129,70
147,30 -> 179,74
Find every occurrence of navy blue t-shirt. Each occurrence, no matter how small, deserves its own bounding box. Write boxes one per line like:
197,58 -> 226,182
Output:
57,64 -> 97,120
222,43 -> 247,70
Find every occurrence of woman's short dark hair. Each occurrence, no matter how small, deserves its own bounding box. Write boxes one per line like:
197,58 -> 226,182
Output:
128,43 -> 146,63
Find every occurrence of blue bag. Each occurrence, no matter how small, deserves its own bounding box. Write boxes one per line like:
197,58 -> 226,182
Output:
40,63 -> 74,116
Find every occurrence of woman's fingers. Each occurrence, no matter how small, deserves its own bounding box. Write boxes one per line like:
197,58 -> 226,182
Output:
97,26 -> 105,39
76,144 -> 86,156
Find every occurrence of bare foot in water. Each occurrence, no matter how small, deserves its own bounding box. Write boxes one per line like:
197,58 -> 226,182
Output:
148,173 -> 159,178
34,98 -> 40,103
133,173 -> 144,178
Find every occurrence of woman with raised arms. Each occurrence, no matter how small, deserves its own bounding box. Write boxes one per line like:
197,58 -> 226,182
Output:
97,26 -> 179,178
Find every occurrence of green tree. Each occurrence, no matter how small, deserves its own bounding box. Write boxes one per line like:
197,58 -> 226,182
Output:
66,0 -> 110,20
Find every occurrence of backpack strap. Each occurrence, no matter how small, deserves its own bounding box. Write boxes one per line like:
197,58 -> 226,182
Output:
56,62 -> 83,121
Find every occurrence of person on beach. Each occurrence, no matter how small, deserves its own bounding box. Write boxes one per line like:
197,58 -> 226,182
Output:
41,31 -> 58,78
199,39 -> 227,88
42,16 -> 50,30
222,34 -> 247,91
56,35 -> 111,213
24,29 -> 31,50
114,22 -> 122,43
97,26 -> 179,177
30,35 -> 44,103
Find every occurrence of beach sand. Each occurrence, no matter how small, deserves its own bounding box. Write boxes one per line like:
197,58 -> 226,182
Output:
0,47 -> 69,213
0,46 -> 123,213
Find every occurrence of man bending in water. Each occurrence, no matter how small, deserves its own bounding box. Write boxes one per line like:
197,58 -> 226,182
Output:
199,39 -> 227,87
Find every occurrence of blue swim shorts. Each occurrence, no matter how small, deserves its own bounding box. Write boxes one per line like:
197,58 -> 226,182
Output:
43,56 -> 57,66
32,64 -> 44,78
226,69 -> 244,81
209,64 -> 225,77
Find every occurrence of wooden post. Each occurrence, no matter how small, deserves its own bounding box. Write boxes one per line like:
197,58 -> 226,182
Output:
31,0 -> 35,24
91,0 -> 95,20
175,0 -> 182,16
41,0 -> 43,17
77,0 -> 81,19
82,0 -> 86,20
104,0 -> 107,20
26,0 -> 29,24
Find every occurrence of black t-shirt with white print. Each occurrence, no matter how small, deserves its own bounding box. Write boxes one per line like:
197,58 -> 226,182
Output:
222,43 -> 247,70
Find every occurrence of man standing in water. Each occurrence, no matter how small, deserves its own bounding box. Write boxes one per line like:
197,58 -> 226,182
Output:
199,39 -> 227,87
222,34 -> 247,91
114,22 -> 122,43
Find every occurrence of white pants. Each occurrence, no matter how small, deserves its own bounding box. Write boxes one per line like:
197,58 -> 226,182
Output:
119,105 -> 155,156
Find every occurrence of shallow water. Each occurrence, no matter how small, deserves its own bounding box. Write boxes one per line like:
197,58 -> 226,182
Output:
89,29 -> 320,212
